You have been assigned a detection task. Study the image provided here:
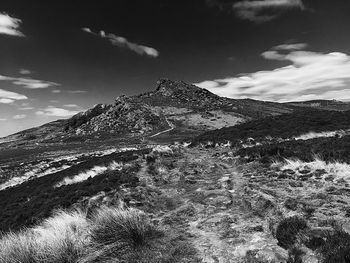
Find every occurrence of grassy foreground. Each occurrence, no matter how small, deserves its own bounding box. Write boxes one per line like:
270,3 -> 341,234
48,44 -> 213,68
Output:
0,206 -> 198,263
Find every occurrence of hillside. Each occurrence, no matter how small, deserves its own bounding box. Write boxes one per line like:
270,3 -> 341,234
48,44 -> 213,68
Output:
3,79 -> 350,148
191,109 -> 350,146
1,81 -> 350,262
1,79 -> 298,146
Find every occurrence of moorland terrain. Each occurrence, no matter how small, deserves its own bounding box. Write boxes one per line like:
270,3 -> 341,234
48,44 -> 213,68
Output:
1,79 -> 350,263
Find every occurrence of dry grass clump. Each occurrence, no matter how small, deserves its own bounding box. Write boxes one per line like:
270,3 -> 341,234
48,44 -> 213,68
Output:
80,207 -> 162,263
317,229 -> 350,263
275,216 -> 308,250
0,210 -> 89,263
274,157 -> 350,182
0,206 -> 196,263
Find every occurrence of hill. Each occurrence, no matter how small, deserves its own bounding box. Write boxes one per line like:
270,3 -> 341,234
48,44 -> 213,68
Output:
2,80 -> 350,262
191,109 -> 350,146
0,79 -> 299,146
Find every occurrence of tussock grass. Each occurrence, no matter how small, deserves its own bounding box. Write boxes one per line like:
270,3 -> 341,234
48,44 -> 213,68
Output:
0,206 -> 195,263
294,130 -> 349,141
274,157 -> 350,182
0,210 -> 89,263
55,161 -> 123,187
276,216 -> 308,249
317,229 -> 350,263
80,207 -> 162,262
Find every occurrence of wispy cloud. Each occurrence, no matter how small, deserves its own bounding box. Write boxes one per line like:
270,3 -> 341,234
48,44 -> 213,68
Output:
0,118 -> 7,121
13,114 -> 26,120
67,90 -> 87,94
0,13 -> 24,37
0,89 -> 27,104
63,104 -> 80,108
273,43 -> 308,50
233,0 -> 304,22
82,28 -> 159,58
19,69 -> 32,75
51,89 -> 61,93
195,43 -> 350,102
207,0 -> 305,23
36,106 -> 80,117
0,74 -> 60,89
19,107 -> 34,110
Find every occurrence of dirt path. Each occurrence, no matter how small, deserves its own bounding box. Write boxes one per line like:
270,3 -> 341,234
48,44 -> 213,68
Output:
149,118 -> 175,138
138,147 -> 288,262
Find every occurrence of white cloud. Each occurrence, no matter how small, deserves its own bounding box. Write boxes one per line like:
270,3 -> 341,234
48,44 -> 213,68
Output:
233,0 -> 304,23
36,106 -> 80,117
63,104 -> 79,108
83,28 -> 159,58
19,69 -> 32,75
273,43 -> 308,50
13,114 -> 26,119
19,107 -> 34,110
195,45 -> 350,102
0,118 -> 7,121
52,89 -> 61,93
0,13 -> 24,37
0,74 -> 60,89
0,89 -> 27,104
67,90 -> 87,94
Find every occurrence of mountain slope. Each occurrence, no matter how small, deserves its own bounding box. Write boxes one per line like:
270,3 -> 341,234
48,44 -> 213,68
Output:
3,79 -> 349,146
191,109 -> 350,146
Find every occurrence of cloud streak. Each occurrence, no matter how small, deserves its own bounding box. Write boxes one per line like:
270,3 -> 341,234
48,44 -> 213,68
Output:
13,114 -> 26,120
0,74 -> 60,89
0,13 -> 24,36
82,28 -> 159,58
195,43 -> 350,102
234,0 -> 304,22
0,89 -> 27,104
36,106 -> 81,117
208,0 -> 305,23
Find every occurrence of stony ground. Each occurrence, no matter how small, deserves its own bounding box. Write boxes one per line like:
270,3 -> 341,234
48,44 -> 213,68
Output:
16,144 -> 348,263
74,147 -> 289,262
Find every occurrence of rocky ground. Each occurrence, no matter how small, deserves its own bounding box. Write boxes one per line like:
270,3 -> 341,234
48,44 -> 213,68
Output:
64,144 -> 350,263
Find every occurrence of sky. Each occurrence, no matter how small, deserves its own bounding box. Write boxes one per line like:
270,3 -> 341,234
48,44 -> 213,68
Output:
0,0 -> 350,137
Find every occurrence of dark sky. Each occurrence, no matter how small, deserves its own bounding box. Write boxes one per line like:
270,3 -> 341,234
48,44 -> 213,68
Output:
0,0 -> 350,137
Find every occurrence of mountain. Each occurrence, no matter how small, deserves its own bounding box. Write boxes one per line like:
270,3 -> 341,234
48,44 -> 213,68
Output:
2,79 -> 350,263
2,79 -> 349,146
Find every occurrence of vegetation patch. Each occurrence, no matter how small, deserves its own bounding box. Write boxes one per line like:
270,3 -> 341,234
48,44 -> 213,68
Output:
191,110 -> 350,146
276,216 -> 308,249
317,229 -> 350,263
0,206 -> 198,263
0,149 -> 149,232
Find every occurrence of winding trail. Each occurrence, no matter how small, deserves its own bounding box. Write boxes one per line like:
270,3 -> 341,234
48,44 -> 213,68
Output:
149,118 -> 175,138
141,147 -> 287,262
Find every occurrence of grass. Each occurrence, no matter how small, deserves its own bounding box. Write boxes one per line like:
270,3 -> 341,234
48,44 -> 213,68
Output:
317,229 -> 350,263
273,157 -> 350,182
237,135 -> 350,164
81,207 -> 162,262
0,206 -> 197,263
191,109 -> 350,146
275,216 -> 308,249
0,149 -> 148,233
0,209 -> 89,263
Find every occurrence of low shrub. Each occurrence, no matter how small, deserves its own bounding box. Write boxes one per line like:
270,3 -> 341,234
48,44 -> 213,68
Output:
276,216 -> 308,249
317,229 -> 350,263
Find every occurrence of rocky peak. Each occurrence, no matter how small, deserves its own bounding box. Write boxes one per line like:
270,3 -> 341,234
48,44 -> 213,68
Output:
155,78 -> 204,96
